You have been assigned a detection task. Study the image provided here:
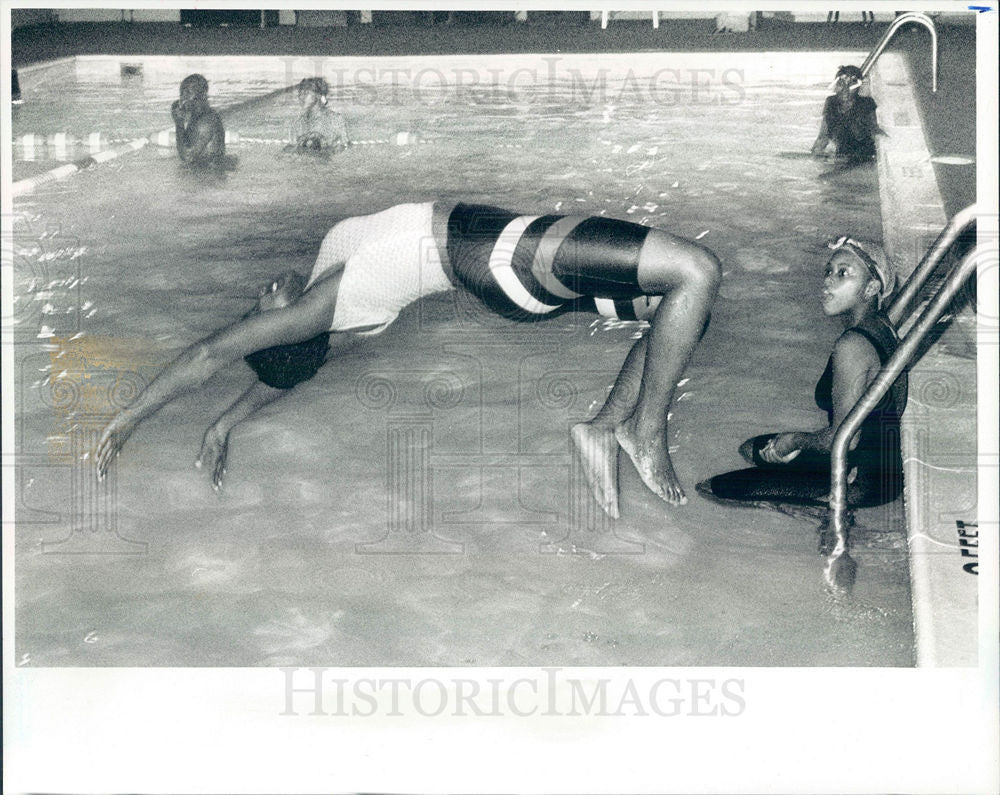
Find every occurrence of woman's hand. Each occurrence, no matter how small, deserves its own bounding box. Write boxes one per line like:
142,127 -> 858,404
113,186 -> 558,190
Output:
96,409 -> 140,479
760,432 -> 802,464
197,423 -> 230,491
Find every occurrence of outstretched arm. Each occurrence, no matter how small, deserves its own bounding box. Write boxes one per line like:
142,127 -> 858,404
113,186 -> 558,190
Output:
199,328 -> 355,489
96,273 -> 341,477
197,380 -> 286,490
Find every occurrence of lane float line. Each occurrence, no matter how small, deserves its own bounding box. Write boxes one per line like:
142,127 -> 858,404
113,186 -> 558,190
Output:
10,82 -> 301,194
12,137 -> 148,197
12,123 -> 509,196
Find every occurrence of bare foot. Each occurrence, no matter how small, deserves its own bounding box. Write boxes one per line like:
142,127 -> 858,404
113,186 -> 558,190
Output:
571,422 -> 620,519
614,418 -> 687,506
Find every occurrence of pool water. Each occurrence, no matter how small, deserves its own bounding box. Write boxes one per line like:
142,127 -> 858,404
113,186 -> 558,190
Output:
11,56 -> 301,181
12,52 -> 913,666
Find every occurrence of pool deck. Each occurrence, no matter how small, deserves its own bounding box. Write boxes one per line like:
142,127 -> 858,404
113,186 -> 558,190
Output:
870,53 -> 979,666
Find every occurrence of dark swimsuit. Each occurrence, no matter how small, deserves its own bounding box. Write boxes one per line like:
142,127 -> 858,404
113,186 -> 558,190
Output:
702,313 -> 907,509
446,202 -> 657,322
823,95 -> 878,161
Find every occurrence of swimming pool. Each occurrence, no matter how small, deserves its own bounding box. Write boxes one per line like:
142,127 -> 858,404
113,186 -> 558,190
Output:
11,51 -> 914,666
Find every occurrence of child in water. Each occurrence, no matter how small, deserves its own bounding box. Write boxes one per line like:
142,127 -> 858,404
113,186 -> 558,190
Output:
287,78 -> 350,153
811,65 -> 882,163
697,237 -> 906,523
171,73 -> 227,167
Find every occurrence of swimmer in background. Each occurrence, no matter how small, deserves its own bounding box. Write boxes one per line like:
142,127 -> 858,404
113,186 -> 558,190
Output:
287,78 -> 349,153
697,238 -> 906,524
811,65 -> 884,163
96,201 -> 721,517
171,73 -> 226,166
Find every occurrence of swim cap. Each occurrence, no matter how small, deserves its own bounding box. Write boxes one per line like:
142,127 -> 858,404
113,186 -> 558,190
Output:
835,65 -> 864,81
828,236 -> 895,306
829,65 -> 864,93
244,332 -> 331,390
180,73 -> 209,97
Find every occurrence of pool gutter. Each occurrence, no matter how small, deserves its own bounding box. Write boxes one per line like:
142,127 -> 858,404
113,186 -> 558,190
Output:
869,53 -> 978,666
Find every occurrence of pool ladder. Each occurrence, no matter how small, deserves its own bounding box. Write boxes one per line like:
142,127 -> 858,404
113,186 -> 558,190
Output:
860,11 -> 938,92
825,204 -> 980,591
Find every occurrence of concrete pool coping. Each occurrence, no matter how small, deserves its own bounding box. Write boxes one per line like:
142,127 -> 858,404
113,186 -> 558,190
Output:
869,52 -> 978,666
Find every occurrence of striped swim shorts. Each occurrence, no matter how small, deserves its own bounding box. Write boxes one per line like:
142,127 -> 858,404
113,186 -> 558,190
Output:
445,203 -> 662,322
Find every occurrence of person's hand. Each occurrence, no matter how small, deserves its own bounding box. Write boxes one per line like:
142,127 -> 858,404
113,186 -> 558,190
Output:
171,99 -> 189,126
96,409 -> 139,480
759,432 -> 801,464
297,133 -> 324,151
196,423 -> 230,491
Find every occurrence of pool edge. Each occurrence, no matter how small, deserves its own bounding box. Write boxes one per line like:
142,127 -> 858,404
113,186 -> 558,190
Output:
870,52 -> 978,667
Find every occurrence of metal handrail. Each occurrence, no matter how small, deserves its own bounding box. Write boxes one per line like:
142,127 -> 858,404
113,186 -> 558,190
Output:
826,243 -> 982,592
888,204 -> 978,329
860,11 -> 938,92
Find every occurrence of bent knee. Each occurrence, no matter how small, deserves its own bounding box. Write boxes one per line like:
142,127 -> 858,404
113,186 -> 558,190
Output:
639,232 -> 721,295
681,243 -> 722,294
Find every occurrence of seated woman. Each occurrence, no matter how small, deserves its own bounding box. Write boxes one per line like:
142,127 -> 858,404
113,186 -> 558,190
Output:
96,201 -> 721,517
287,77 -> 349,153
697,237 -> 907,514
811,65 -> 882,163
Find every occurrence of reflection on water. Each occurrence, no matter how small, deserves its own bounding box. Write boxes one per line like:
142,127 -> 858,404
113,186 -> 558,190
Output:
13,56 -> 912,666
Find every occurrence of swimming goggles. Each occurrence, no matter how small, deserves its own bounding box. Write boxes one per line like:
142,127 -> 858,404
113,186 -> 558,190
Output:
827,235 -> 884,292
